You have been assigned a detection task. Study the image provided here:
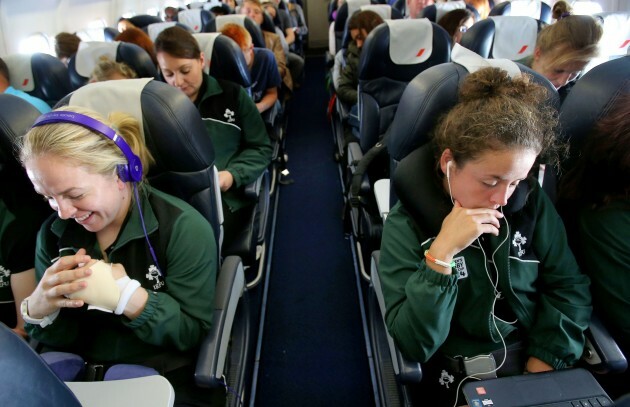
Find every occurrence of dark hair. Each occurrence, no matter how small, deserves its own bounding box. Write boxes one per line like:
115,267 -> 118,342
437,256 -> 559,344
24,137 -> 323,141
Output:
115,27 -> 157,65
0,57 -> 9,82
54,32 -> 81,60
552,0 -> 572,20
434,67 -> 562,167
559,92 -> 630,205
438,9 -> 474,39
154,26 -> 201,59
347,9 -> 384,33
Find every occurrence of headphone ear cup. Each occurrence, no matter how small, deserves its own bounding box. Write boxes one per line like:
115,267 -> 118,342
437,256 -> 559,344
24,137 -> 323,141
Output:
127,154 -> 144,183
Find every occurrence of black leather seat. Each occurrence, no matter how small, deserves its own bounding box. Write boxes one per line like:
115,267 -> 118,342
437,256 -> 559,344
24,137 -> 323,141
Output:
67,41 -> 157,89
3,53 -> 73,107
490,0 -> 552,24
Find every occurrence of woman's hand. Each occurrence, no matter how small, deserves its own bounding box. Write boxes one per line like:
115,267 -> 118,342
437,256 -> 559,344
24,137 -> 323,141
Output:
525,356 -> 554,373
218,170 -> 234,192
27,249 -> 92,319
429,200 -> 504,265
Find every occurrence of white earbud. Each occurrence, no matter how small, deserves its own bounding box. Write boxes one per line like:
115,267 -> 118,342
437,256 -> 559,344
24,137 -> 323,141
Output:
446,161 -> 454,205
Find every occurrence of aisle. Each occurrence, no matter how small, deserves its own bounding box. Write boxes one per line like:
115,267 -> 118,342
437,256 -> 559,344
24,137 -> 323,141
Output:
252,54 -> 375,406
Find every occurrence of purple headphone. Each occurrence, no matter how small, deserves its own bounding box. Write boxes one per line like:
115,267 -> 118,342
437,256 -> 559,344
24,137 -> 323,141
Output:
32,111 -> 143,183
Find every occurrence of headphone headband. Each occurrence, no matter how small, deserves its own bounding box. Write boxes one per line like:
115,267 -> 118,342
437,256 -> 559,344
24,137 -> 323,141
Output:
32,111 -> 143,183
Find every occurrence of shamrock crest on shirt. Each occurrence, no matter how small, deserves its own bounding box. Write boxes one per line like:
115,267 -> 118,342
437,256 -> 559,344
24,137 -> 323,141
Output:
224,108 -> 235,123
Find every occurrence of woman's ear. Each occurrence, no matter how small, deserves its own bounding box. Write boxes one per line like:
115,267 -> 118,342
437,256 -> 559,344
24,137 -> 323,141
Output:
439,149 -> 454,175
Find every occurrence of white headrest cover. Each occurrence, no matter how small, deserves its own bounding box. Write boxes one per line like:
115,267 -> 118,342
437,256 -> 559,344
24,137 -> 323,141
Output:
193,33 -> 221,74
216,15 -> 247,31
76,41 -> 119,78
386,18 -> 433,65
360,4 -> 392,20
435,1 -> 466,22
451,43 -> 522,77
69,78 -> 153,141
3,54 -> 35,92
148,22 -> 178,42
188,1 -> 205,9
178,9 -> 204,33
599,12 -> 630,58
489,16 -> 537,60
509,0 -> 542,19
347,0 -> 371,20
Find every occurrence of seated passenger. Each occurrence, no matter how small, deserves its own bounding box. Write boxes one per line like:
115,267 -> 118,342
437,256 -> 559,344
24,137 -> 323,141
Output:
220,23 -> 281,115
89,56 -> 137,82
114,26 -> 158,66
437,8 -> 475,46
466,0 -> 490,20
558,93 -> 630,399
241,0 -> 294,94
552,0 -> 572,22
406,0 -> 435,19
117,17 -> 137,33
154,27 -> 272,250
379,68 -> 591,407
0,58 -> 51,114
517,15 -> 603,97
0,198 -> 37,339
19,106 -> 217,405
163,6 -> 179,22
54,32 -> 81,67
262,0 -> 295,48
336,10 -> 383,143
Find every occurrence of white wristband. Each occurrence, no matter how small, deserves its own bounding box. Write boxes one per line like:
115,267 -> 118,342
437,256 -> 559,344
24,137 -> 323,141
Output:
115,279 -> 141,315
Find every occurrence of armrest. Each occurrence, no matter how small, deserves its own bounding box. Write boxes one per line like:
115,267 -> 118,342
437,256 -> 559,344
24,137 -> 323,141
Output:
370,251 -> 423,384
582,312 -> 628,374
244,172 -> 264,200
373,179 -> 390,221
66,376 -> 175,407
195,256 -> 246,388
347,141 -> 364,170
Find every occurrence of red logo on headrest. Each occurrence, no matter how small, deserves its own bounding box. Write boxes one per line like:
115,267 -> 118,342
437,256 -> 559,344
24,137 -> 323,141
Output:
195,25 -> 199,31
620,39 -> 630,49
22,78 -> 29,86
518,45 -> 528,54
417,48 -> 425,57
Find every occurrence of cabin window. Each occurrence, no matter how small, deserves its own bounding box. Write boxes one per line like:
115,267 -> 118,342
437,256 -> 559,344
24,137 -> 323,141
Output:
18,33 -> 53,55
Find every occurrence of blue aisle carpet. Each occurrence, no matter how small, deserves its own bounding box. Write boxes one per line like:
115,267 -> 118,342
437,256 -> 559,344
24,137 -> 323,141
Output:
254,55 -> 375,406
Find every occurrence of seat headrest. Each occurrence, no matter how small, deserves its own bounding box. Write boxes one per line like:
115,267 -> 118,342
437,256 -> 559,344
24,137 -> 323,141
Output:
451,43 -> 521,77
215,15 -> 265,48
559,55 -> 630,171
584,12 -> 630,73
178,8 -> 215,32
360,4 -> 392,20
386,61 -> 559,163
68,41 -> 157,89
490,0 -> 551,23
56,79 -> 220,233
461,16 -> 539,60
334,0 -> 371,32
420,1 -> 466,22
146,21 -> 192,41
193,33 -> 251,88
489,16 -> 538,59
359,20 -> 451,81
3,53 -> 72,107
127,14 -> 162,29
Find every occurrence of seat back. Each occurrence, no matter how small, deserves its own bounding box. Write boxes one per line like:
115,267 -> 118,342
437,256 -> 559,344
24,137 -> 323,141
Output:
68,41 -> 158,89
193,33 -> 252,89
56,79 -> 221,248
559,55 -> 630,174
177,8 -> 216,32
460,15 -> 542,60
215,15 -> 266,49
334,0 -> 371,52
420,0 -> 467,22
489,0 -> 551,23
3,53 -> 72,107
127,14 -> 162,30
357,18 -> 451,153
0,323 -> 82,407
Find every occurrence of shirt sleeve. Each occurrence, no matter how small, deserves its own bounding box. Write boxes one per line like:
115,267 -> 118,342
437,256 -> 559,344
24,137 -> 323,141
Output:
224,87 -> 273,188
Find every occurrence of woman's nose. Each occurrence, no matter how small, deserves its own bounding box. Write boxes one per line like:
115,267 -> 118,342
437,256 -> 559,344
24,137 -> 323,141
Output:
55,199 -> 76,220
491,186 -> 510,207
